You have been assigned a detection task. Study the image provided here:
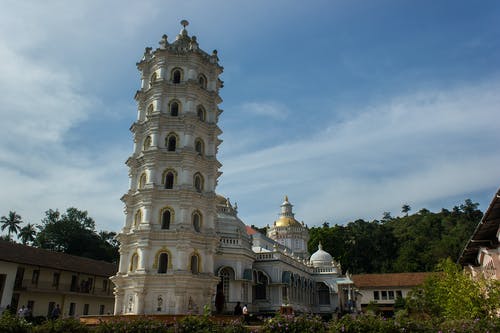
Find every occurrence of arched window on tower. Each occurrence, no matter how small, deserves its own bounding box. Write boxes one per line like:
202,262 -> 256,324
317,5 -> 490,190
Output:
192,211 -> 202,232
160,208 -> 172,230
130,253 -> 138,272
134,209 -> 142,226
147,104 -> 154,116
165,171 -> 174,189
138,172 -> 147,189
193,173 -> 204,192
197,105 -> 206,122
190,254 -> 200,274
149,72 -> 157,87
166,134 -> 177,152
169,101 -> 180,117
194,138 -> 204,156
158,253 -> 168,273
143,136 -> 152,151
198,74 -> 207,89
172,68 -> 182,84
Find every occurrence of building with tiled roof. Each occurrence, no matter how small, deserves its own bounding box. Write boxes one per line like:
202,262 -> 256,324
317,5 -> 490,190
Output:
0,240 -> 117,318
352,272 -> 432,314
459,188 -> 500,280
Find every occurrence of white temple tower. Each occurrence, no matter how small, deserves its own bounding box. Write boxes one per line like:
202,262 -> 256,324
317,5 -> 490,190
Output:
267,196 -> 310,258
111,21 -> 224,315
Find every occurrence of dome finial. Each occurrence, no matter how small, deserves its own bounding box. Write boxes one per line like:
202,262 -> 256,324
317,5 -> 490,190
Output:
180,19 -> 189,28
284,195 -> 289,202
318,242 -> 323,250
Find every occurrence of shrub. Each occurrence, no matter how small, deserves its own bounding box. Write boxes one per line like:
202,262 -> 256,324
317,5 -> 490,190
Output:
93,317 -> 171,333
0,312 -> 31,333
261,313 -> 327,333
437,317 -> 500,333
32,317 -> 89,333
175,315 -> 216,333
329,314 -> 399,333
217,318 -> 248,333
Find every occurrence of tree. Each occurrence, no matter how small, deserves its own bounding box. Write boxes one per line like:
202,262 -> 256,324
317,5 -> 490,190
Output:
406,258 -> 500,320
401,204 -> 411,216
1,211 -> 23,239
381,211 -> 393,222
35,208 -> 119,262
18,223 -> 36,245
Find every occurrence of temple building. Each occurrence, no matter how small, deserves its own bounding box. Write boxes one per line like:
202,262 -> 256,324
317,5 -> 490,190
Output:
111,21 -> 354,316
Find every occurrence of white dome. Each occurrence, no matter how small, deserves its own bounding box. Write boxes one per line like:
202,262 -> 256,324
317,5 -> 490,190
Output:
310,243 -> 333,267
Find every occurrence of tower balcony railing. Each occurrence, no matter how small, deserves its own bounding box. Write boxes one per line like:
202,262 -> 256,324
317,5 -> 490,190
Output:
220,237 -> 241,247
313,267 -> 339,274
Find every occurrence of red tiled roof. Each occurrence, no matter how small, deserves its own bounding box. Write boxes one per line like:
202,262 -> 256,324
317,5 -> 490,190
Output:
352,272 -> 432,288
246,226 -> 257,235
0,240 -> 117,277
459,187 -> 500,266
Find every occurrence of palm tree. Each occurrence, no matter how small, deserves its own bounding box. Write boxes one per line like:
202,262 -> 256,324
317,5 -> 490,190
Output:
19,223 -> 36,245
401,204 -> 411,217
1,211 -> 23,239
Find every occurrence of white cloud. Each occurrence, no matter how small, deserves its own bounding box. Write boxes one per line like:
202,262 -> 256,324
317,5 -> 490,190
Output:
219,78 -> 500,226
238,101 -> 289,120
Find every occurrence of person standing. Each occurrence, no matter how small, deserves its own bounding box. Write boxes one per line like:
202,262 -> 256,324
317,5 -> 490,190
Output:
234,301 -> 242,316
242,304 -> 249,323
51,304 -> 61,320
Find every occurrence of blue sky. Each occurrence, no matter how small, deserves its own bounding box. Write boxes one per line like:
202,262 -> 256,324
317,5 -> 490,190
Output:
0,0 -> 499,232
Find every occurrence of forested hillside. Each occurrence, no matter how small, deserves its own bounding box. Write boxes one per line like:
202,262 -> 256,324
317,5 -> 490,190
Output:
308,199 -> 482,273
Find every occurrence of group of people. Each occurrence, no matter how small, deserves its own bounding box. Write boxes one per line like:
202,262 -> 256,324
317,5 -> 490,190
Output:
233,302 -> 249,323
1,303 -> 61,320
17,305 -> 33,318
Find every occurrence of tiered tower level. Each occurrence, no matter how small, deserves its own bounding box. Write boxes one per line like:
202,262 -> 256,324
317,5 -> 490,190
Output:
111,21 -> 223,315
267,196 -> 310,259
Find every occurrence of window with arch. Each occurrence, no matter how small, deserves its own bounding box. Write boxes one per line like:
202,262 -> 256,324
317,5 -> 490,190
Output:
146,104 -> 154,116
166,134 -> 177,152
217,267 -> 234,303
150,72 -> 157,87
317,282 -> 330,305
198,74 -> 207,89
190,254 -> 200,274
130,253 -> 138,272
143,136 -> 151,151
255,271 -> 269,300
169,101 -> 180,116
193,173 -> 204,192
158,253 -> 168,273
196,105 -> 206,122
134,209 -> 142,226
160,208 -> 173,230
194,138 -> 204,156
192,211 -> 202,232
164,170 -> 175,189
171,68 -> 182,84
138,172 -> 147,189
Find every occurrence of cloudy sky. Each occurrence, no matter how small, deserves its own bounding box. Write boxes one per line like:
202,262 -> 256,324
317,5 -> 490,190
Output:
0,0 -> 499,233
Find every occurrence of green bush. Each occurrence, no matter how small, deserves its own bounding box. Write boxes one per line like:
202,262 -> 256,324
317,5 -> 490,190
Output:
261,314 -> 327,333
437,317 -> 500,333
93,317 -> 171,333
32,318 -> 89,333
175,315 -> 216,333
217,318 -> 248,333
330,314 -> 399,333
0,312 -> 31,333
